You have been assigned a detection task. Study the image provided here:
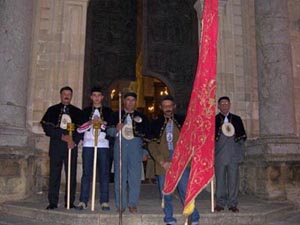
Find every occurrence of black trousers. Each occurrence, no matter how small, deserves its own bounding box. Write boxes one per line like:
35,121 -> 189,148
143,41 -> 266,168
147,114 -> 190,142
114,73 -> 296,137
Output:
48,147 -> 77,206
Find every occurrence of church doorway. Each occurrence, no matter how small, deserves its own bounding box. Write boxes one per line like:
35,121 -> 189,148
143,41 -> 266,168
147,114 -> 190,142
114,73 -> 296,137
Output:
82,0 -> 173,119
82,0 -> 197,115
108,76 -> 170,119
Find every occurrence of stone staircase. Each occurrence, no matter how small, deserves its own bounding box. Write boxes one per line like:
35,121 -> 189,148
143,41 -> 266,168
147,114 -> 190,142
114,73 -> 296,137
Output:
0,185 -> 298,225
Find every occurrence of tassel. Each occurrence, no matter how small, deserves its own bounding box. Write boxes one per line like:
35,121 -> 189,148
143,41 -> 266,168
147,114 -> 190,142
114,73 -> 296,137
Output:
183,200 -> 195,216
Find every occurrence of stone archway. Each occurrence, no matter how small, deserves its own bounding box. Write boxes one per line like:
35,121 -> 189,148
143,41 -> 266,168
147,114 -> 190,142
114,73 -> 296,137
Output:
82,0 -> 199,114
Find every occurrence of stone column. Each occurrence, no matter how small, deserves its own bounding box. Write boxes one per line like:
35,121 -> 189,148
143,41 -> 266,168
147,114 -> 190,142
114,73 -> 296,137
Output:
244,0 -> 300,201
255,0 -> 296,136
0,0 -> 33,146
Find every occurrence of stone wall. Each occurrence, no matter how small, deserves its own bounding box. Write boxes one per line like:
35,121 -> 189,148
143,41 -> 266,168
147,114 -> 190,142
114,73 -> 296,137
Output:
27,0 -> 89,135
242,137 -> 300,206
288,0 -> 300,136
0,147 -> 37,203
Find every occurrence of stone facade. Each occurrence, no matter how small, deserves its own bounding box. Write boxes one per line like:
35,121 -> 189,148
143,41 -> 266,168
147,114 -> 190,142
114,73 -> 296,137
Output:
0,0 -> 300,206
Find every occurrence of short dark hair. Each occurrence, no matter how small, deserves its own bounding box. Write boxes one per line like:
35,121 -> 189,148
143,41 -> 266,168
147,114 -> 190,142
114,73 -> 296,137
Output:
160,95 -> 175,104
124,92 -> 137,99
60,86 -> 73,94
90,86 -> 102,94
218,96 -> 230,103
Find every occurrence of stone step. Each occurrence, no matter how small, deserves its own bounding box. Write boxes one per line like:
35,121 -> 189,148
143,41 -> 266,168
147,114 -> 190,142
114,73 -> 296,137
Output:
268,210 -> 300,225
1,199 -> 295,225
0,185 -> 297,225
0,212 -> 69,225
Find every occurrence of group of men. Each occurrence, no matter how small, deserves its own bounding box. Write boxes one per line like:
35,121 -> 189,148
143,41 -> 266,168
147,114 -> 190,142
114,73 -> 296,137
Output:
41,86 -> 246,225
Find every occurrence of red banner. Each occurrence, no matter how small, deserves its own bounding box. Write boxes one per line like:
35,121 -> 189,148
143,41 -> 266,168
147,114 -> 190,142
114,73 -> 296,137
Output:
162,0 -> 218,215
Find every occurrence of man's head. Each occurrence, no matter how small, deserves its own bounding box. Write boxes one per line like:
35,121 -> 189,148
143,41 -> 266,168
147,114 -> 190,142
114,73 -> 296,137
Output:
218,96 -> 231,115
160,95 -> 176,118
60,86 -> 73,105
90,87 -> 104,106
123,92 -> 137,112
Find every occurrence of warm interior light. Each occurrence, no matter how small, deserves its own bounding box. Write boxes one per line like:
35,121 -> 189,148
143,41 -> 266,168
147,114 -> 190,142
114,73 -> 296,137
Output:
160,87 -> 169,96
111,89 -> 116,99
148,104 -> 155,112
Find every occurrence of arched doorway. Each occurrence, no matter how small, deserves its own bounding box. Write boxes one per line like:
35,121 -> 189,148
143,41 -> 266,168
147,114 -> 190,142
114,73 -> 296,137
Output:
107,76 -> 171,119
82,0 -> 198,115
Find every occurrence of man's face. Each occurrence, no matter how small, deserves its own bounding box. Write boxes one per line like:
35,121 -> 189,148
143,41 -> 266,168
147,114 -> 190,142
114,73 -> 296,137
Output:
124,96 -> 136,112
90,92 -> 104,105
160,100 -> 176,118
60,90 -> 72,105
218,99 -> 231,115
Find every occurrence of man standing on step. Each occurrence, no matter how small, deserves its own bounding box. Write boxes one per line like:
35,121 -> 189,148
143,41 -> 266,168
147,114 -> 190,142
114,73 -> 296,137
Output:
214,96 -> 247,213
148,95 -> 200,225
41,86 -> 82,210
76,87 -> 113,211
108,92 -> 149,213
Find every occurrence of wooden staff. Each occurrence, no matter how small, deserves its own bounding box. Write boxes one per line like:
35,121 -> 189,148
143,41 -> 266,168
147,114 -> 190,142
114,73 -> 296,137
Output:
66,123 -> 75,210
91,120 -> 101,211
118,92 -> 123,225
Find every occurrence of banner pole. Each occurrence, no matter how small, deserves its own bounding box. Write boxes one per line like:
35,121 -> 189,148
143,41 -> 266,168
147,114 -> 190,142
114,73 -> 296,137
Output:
118,92 -> 123,225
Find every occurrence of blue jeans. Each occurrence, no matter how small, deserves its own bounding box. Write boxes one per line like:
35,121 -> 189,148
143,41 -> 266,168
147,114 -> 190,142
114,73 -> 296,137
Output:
114,137 -> 143,209
157,168 -> 200,225
79,147 -> 110,205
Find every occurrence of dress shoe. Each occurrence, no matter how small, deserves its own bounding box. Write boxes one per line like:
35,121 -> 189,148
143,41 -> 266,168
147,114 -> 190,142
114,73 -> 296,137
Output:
214,205 -> 224,212
101,202 -> 110,211
46,203 -> 57,210
128,206 -> 137,213
228,206 -> 239,212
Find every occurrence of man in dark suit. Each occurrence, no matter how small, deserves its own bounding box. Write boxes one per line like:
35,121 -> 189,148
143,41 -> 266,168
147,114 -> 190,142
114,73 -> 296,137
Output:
214,96 -> 247,213
41,86 -> 82,210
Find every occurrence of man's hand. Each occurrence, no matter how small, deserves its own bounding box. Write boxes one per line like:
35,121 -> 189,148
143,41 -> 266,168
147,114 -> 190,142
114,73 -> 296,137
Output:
160,161 -> 172,170
61,134 -> 71,143
61,134 -> 76,149
143,155 -> 149,161
68,140 -> 76,149
116,123 -> 123,132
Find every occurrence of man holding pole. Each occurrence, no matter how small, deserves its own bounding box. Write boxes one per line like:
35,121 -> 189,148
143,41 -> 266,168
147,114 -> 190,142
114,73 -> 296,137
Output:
148,95 -> 200,225
77,87 -> 113,211
41,86 -> 82,210
109,92 -> 149,213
